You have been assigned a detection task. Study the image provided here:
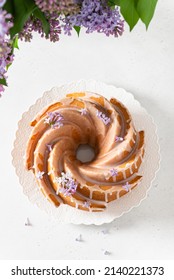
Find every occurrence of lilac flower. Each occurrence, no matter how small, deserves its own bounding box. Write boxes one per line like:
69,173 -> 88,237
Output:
46,143 -> 53,152
83,200 -> 90,208
36,171 -> 45,180
122,182 -> 131,192
63,0 -> 124,37
44,111 -> 64,128
55,172 -> 78,196
0,8 -> 13,95
80,108 -> 87,115
96,110 -> 111,125
115,136 -> 124,142
110,168 -> 118,177
0,0 -> 6,8
0,9 -> 12,37
35,0 -> 80,15
19,13 -> 61,42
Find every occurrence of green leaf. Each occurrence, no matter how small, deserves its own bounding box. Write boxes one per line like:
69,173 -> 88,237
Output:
136,0 -> 158,29
73,26 -> 81,37
12,35 -> 19,50
3,1 -> 15,15
10,0 -> 37,38
108,0 -> 120,7
0,78 -> 7,86
120,0 -> 139,31
33,8 -> 50,36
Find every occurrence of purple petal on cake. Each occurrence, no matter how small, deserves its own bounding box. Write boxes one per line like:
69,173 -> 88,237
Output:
96,110 -> 111,125
110,168 -> 118,177
83,201 -> 91,208
55,172 -> 78,196
46,143 -> 53,152
44,111 -> 64,128
122,182 -> 131,192
36,171 -> 45,180
115,136 -> 124,142
80,108 -> 87,115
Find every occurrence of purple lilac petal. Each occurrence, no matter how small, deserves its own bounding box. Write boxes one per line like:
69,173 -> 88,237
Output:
110,168 -> 118,177
96,110 -> 111,125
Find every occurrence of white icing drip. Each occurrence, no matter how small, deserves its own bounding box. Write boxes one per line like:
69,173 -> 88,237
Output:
122,170 -> 127,180
48,170 -> 53,175
125,143 -> 132,152
129,165 -> 133,174
134,160 -> 138,169
89,189 -> 93,199
140,154 -> 143,162
117,191 -> 120,199
105,192 -> 108,203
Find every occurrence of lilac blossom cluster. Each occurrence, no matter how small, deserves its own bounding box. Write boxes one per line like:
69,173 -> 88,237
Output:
55,172 -> 78,196
63,0 -> 124,37
35,0 -> 80,15
44,111 -> 64,128
0,0 -> 124,95
19,12 -> 61,42
0,1 -> 13,95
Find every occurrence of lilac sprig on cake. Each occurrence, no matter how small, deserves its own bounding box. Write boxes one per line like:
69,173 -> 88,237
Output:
44,112 -> 64,128
55,172 -> 78,196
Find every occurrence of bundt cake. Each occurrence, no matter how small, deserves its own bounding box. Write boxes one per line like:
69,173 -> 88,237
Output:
25,91 -> 145,212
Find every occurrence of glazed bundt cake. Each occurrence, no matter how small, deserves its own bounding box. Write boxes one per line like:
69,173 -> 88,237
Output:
25,91 -> 145,212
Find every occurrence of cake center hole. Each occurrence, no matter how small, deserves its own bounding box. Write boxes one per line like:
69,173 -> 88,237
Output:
76,144 -> 96,163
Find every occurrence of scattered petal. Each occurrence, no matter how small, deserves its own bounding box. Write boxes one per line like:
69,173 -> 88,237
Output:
25,217 -> 32,226
101,229 -> 109,235
102,249 -> 111,256
75,234 -> 83,242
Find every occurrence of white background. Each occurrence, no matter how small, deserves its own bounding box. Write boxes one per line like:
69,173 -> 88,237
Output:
0,0 -> 174,260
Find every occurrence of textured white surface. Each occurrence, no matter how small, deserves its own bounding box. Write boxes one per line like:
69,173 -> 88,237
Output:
12,80 -> 160,225
0,0 -> 174,259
